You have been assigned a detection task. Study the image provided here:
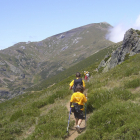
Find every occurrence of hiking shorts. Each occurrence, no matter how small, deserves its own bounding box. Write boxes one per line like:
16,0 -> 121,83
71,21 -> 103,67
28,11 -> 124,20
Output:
74,110 -> 84,119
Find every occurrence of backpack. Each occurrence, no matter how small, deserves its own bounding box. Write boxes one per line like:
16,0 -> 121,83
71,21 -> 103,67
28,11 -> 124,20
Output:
73,78 -> 83,92
71,103 -> 83,113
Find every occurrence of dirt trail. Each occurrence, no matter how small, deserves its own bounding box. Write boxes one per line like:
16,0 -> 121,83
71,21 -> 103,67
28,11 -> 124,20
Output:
65,89 -> 88,140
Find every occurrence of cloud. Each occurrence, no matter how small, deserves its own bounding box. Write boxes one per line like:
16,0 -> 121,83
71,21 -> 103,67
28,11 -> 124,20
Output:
106,24 -> 127,43
106,14 -> 140,43
133,15 -> 140,29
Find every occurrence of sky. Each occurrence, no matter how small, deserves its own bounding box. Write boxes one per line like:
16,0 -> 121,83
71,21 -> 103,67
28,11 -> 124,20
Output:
0,0 -> 140,50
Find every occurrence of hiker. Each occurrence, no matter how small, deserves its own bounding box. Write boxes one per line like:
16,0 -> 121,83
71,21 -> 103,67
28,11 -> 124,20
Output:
70,85 -> 87,133
69,72 -> 85,92
84,71 -> 87,81
86,71 -> 89,81
84,71 -> 86,80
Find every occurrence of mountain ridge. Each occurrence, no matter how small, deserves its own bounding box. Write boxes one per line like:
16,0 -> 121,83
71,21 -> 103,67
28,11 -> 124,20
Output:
0,22 -> 114,100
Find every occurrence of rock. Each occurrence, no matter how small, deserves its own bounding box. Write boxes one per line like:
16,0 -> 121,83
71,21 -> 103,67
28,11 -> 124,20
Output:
0,90 -> 10,97
5,61 -> 22,74
20,73 -> 25,79
98,28 -> 140,72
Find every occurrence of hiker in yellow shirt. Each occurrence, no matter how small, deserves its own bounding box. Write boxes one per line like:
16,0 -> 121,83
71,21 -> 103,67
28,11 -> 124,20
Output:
70,85 -> 87,133
69,72 -> 85,92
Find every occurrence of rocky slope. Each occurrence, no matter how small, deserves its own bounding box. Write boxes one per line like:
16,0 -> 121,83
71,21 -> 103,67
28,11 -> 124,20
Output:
0,22 -> 114,100
98,28 -> 140,72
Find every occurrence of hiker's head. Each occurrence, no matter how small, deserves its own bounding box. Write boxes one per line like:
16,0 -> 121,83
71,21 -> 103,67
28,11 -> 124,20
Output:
75,85 -> 83,93
76,72 -> 81,78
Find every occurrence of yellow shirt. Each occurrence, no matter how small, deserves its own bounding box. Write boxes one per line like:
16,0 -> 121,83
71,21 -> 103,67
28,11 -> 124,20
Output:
69,78 -> 85,88
70,92 -> 87,110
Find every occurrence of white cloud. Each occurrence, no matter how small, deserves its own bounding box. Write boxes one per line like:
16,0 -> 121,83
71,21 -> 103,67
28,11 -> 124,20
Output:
106,14 -> 140,43
106,24 -> 127,43
133,15 -> 140,29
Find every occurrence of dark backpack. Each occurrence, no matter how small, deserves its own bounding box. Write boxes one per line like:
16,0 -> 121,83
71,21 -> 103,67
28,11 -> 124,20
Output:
71,103 -> 83,113
73,78 -> 83,92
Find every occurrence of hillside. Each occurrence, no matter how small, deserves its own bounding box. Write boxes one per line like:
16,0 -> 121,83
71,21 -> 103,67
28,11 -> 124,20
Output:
0,22 -> 114,100
1,29 -> 140,139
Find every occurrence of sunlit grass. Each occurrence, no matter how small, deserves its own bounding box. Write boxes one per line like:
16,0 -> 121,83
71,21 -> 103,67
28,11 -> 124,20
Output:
1,44 -> 140,139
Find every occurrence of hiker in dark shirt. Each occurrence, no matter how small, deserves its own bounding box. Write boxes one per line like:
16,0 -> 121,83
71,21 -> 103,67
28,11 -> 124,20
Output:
69,72 -> 85,92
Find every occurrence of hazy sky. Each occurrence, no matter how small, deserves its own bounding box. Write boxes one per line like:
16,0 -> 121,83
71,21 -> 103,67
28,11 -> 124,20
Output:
0,0 -> 140,50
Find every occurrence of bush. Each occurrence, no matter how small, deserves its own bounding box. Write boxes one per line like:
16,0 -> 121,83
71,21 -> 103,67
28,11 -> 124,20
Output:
32,99 -> 48,108
79,101 -> 140,139
10,110 -> 23,122
124,68 -> 134,77
31,89 -> 71,109
4,122 -> 22,135
87,88 -> 132,112
23,108 -> 40,117
27,105 -> 70,140
87,89 -> 112,112
124,78 -> 140,88
112,87 -> 132,101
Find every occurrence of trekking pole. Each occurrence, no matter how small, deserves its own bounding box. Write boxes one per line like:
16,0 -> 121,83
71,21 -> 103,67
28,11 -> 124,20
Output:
66,107 -> 71,134
85,103 -> 87,127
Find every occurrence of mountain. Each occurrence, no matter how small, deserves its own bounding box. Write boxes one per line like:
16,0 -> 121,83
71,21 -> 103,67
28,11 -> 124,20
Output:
0,22 -> 114,100
1,28 -> 140,140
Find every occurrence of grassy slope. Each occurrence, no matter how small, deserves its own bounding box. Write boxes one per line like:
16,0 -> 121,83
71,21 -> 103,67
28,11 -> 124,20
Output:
1,44 -> 140,139
76,53 -> 140,139
27,44 -> 117,92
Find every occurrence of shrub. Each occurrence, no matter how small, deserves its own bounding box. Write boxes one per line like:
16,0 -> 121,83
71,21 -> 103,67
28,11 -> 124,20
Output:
4,122 -> 22,135
86,88 -> 132,113
87,89 -> 112,112
10,110 -> 23,122
136,30 -> 140,35
124,53 -> 130,61
112,87 -> 132,101
124,78 -> 140,88
124,68 -> 134,77
27,105 -> 70,140
23,107 -> 40,117
79,101 -> 140,139
104,55 -> 111,62
32,100 -> 48,108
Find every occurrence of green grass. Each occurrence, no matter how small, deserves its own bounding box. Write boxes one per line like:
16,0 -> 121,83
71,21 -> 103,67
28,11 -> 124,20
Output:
1,42 -> 140,139
27,44 -> 117,92
26,105 -> 73,140
124,78 -> 140,88
77,101 -> 140,140
76,53 -> 140,139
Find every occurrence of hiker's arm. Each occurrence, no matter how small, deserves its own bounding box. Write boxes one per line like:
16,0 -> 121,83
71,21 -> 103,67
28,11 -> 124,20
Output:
69,80 -> 74,90
70,102 -> 72,108
82,80 -> 85,90
70,94 -> 74,107
83,94 -> 87,103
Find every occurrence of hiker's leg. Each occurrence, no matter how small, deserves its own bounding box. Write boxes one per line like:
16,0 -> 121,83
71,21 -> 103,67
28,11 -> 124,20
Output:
78,119 -> 82,126
77,111 -> 84,126
75,118 -> 79,125
74,112 -> 79,125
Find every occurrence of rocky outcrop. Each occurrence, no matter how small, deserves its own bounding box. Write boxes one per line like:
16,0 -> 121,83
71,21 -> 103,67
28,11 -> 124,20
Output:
0,90 -> 10,98
98,28 -> 140,72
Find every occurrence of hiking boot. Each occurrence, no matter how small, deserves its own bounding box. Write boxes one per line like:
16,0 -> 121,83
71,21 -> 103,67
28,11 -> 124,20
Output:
76,126 -> 81,133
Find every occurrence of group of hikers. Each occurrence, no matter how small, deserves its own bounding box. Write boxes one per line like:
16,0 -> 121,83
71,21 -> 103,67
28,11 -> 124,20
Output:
68,71 -> 89,133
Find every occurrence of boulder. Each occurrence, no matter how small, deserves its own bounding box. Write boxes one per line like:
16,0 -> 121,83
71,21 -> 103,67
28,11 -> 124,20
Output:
98,28 -> 140,72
